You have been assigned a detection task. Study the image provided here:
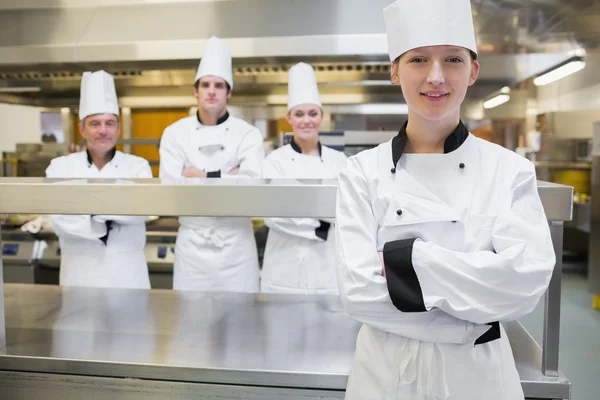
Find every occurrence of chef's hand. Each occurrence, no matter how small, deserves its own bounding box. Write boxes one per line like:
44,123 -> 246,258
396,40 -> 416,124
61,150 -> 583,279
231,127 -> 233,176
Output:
182,167 -> 207,178
68,143 -> 86,153
228,166 -> 240,175
378,251 -> 386,277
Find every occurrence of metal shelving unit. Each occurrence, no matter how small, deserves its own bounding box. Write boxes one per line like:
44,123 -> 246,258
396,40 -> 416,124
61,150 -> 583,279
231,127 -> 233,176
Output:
0,178 -> 573,400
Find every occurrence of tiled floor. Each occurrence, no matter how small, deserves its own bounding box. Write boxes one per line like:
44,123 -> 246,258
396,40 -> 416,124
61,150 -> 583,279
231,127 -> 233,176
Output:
519,263 -> 600,400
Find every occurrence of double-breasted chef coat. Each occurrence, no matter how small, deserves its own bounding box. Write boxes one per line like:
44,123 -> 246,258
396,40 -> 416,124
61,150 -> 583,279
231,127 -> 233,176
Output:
335,121 -> 555,400
159,112 -> 265,292
46,149 -> 153,289
261,139 -> 347,294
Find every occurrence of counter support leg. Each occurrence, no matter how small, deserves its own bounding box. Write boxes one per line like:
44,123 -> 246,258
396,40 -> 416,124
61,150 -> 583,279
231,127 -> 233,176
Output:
0,222 -> 5,349
542,221 -> 563,377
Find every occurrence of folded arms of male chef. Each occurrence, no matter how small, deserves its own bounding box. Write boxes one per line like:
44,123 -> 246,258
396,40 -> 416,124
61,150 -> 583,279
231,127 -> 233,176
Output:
45,159 -> 152,242
159,126 -> 264,180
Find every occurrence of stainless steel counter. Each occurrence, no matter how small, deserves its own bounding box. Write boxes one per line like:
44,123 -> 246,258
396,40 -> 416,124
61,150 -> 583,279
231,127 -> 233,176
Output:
1,284 -> 356,390
0,284 -> 570,399
0,178 -> 573,399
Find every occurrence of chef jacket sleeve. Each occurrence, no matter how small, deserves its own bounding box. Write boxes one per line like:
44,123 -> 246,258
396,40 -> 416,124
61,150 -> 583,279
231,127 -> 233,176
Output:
263,151 -> 331,241
336,157 -> 489,344
91,160 -> 153,226
221,128 -> 264,179
383,161 -> 556,324
159,127 -> 186,179
45,161 -> 108,240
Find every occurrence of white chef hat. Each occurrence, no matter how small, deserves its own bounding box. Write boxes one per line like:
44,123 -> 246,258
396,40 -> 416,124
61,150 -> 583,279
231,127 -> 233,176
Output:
79,70 -> 119,120
383,0 -> 478,62
287,62 -> 321,111
194,36 -> 234,89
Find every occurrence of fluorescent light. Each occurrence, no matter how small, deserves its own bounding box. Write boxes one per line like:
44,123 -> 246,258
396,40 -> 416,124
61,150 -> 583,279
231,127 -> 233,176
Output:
0,87 -> 41,93
500,86 -> 511,94
533,60 -> 586,86
483,94 -> 510,109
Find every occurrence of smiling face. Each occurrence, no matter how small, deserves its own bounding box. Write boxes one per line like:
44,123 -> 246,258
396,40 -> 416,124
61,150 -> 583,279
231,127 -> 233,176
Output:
286,104 -> 323,142
391,45 -> 479,123
80,113 -> 119,155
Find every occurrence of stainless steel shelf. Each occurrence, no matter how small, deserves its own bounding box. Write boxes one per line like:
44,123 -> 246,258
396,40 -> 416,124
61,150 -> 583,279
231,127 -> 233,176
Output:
0,178 -> 337,218
0,178 -> 572,221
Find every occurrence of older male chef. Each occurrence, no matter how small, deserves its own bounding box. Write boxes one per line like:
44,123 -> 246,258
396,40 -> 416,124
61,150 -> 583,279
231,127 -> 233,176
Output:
46,70 -> 153,289
159,36 -> 264,292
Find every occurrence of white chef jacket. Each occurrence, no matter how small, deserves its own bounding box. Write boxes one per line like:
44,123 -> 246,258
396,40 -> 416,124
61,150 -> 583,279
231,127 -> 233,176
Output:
261,140 -> 347,294
46,149 -> 152,289
336,121 -> 555,400
159,112 -> 265,292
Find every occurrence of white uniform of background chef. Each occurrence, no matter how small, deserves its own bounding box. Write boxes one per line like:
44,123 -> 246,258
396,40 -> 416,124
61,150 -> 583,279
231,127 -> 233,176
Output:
261,63 -> 346,294
46,70 -> 152,289
336,1 -> 556,399
159,36 -> 264,292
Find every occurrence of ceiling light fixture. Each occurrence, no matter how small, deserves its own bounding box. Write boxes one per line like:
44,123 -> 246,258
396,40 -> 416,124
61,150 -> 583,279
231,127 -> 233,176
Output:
0,86 -> 41,93
533,57 -> 586,87
483,94 -> 510,109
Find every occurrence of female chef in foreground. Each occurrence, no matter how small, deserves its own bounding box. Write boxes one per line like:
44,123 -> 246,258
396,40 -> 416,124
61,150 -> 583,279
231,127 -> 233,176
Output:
261,62 -> 347,294
335,0 -> 556,399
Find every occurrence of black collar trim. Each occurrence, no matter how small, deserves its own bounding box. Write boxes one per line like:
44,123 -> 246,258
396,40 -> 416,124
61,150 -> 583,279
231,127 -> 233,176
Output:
290,137 -> 322,157
197,111 -> 230,126
87,147 -> 117,166
391,120 -> 469,167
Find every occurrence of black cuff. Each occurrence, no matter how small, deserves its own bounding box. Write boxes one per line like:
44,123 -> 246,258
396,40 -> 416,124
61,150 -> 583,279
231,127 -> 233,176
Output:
99,220 -> 113,246
474,322 -> 501,346
207,170 -> 221,178
383,238 -> 426,312
315,220 -> 331,241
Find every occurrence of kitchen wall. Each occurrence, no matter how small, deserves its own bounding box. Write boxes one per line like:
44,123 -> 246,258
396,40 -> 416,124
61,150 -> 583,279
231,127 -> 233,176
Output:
0,103 -> 41,152
548,110 -> 600,139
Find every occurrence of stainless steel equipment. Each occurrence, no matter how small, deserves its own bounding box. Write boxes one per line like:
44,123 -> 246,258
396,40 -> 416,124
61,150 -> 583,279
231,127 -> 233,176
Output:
589,121 -> 600,300
1,143 -> 69,178
0,230 -> 37,284
0,178 -> 573,399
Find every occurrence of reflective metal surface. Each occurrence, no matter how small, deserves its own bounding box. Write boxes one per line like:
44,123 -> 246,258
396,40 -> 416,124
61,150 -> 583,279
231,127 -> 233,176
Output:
0,371 -> 346,400
0,178 -> 574,221
589,153 -> 600,294
537,181 -> 574,222
0,178 -> 338,218
0,179 -> 574,399
505,321 -> 571,400
0,284 -> 570,399
543,221 -> 564,377
1,284 -> 359,390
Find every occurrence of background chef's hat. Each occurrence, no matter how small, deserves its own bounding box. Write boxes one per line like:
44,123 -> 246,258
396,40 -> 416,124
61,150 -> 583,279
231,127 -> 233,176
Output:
383,0 -> 478,62
194,36 -> 234,89
287,62 -> 322,111
79,70 -> 119,120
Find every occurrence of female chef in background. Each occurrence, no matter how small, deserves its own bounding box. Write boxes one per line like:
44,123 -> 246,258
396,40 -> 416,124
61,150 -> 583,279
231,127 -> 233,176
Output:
261,62 -> 347,294
335,0 -> 556,399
